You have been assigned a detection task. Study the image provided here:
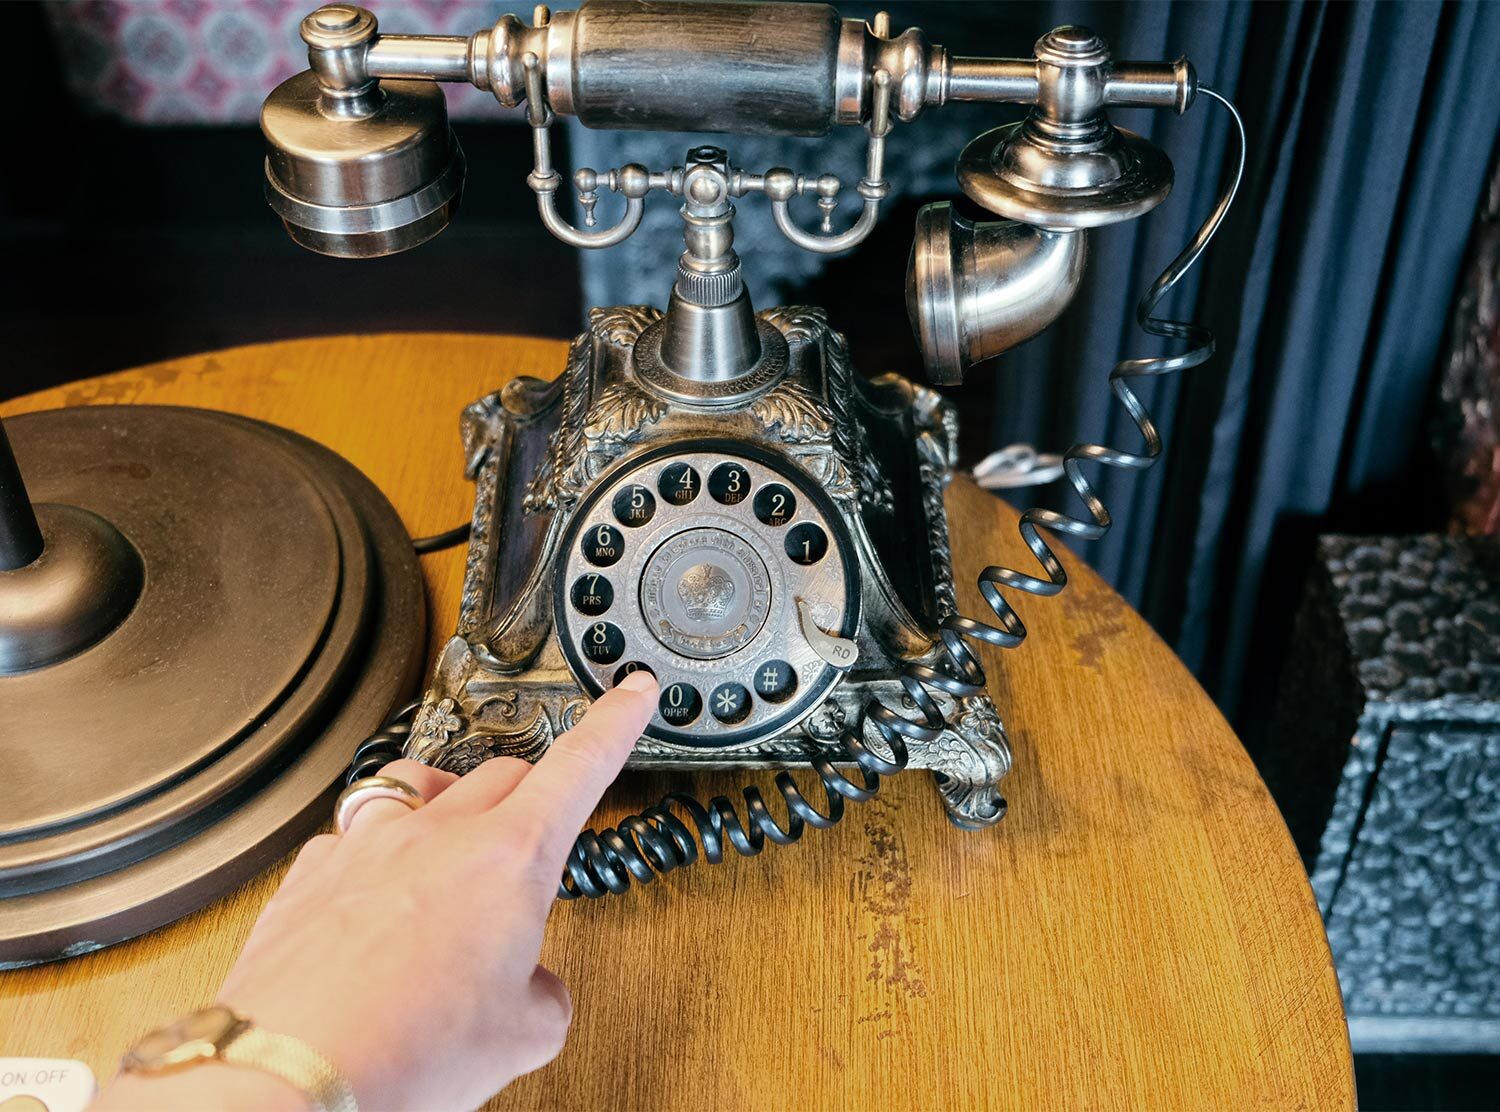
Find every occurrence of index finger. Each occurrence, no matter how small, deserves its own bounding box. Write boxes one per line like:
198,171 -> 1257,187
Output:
495,670 -> 657,861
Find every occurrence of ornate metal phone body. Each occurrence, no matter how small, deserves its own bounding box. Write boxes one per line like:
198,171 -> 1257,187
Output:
261,1 -> 1245,894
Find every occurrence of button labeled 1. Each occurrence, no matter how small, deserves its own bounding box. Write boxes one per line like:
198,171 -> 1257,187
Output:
785,522 -> 827,565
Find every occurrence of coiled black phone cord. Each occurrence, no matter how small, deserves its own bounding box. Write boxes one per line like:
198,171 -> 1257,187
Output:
346,701 -> 421,784
353,91 -> 1246,902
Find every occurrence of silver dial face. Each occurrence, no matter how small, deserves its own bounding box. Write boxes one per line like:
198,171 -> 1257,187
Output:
555,444 -> 858,749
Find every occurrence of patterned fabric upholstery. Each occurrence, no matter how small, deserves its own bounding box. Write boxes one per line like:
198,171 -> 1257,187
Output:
43,1 -> 520,123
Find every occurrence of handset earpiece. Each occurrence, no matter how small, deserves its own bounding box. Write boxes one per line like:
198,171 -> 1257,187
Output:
260,6 -> 465,258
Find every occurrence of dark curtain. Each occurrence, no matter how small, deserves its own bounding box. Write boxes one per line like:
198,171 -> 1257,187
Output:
572,1 -> 1500,730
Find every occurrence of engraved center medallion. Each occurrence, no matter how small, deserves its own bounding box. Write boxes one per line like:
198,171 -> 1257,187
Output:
677,563 -> 737,622
641,527 -> 772,659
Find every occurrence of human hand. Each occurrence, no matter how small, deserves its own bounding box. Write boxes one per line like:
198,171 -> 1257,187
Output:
100,670 -> 657,1112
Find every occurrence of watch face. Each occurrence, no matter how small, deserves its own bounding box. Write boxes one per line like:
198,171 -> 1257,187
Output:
124,1006 -> 242,1071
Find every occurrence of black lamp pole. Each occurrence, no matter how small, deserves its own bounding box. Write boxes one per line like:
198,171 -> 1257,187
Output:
0,419 -> 44,570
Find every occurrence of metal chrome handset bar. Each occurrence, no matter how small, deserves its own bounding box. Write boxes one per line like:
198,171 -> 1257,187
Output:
346,6 -> 1196,125
521,55 -> 893,253
294,3 -> 1198,253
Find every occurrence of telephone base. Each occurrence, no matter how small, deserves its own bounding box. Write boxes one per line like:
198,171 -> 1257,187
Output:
406,304 -> 1012,830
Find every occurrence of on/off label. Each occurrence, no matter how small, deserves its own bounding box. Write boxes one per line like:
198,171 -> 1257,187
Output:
0,1058 -> 98,1112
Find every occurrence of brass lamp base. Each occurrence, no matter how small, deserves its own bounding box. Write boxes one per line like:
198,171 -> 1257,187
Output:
0,406 -> 424,967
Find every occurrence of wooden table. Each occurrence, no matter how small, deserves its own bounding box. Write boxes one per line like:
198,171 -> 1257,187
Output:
0,335 -> 1353,1109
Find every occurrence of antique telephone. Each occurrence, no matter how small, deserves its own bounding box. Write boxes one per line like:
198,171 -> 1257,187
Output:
261,0 -> 1245,899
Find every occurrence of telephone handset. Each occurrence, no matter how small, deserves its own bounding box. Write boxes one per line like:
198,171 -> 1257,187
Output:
261,1 -> 1245,898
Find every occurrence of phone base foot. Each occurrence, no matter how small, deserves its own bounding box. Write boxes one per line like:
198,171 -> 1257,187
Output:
927,694 -> 1012,830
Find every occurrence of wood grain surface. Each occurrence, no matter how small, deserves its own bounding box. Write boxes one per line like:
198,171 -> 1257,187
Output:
0,334 -> 1354,1109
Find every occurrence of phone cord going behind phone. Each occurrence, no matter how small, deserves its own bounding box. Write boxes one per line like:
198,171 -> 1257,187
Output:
348,91 -> 1246,901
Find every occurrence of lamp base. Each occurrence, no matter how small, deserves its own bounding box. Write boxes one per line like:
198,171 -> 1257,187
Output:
0,406 -> 424,966
0,503 -> 144,673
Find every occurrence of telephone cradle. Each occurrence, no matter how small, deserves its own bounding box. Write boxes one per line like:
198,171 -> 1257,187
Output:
405,302 -> 1012,830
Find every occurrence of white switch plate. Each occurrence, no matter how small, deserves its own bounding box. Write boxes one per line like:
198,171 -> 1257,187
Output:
0,1058 -> 97,1112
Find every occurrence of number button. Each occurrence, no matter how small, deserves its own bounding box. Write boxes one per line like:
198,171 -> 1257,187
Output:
613,661 -> 655,686
709,462 -> 752,506
785,522 -> 828,565
658,682 -> 703,725
612,483 -> 656,527
753,659 -> 798,703
570,573 -> 613,616
581,621 -> 625,665
753,484 -> 796,527
658,462 -> 700,506
709,681 -> 752,725
581,523 -> 624,567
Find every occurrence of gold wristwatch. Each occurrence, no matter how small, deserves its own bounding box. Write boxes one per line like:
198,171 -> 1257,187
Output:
121,1005 -> 357,1112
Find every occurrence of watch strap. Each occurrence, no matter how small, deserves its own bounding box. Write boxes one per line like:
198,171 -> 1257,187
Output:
219,1023 -> 357,1112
